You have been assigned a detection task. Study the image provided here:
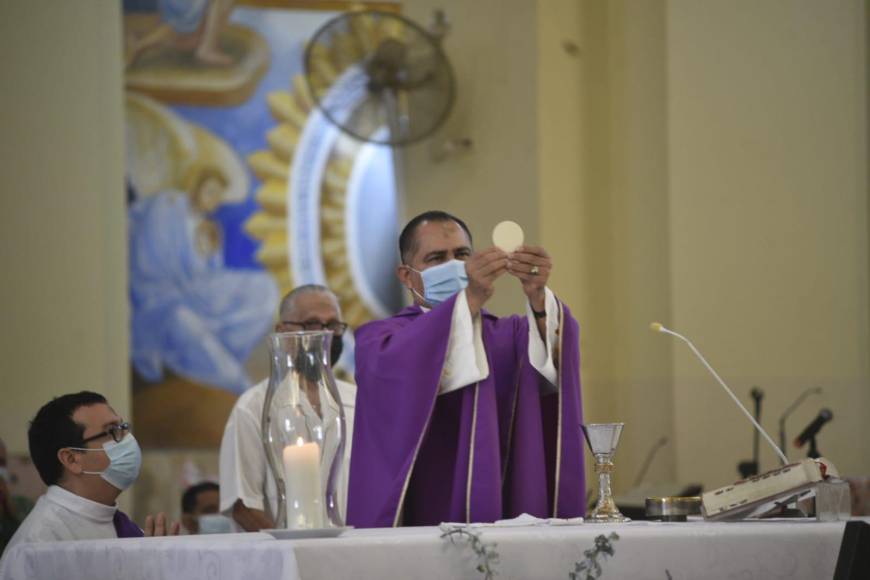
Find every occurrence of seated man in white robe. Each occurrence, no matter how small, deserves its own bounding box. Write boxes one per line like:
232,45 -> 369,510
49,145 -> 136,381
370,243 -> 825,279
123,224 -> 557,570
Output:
219,285 -> 356,531
1,392 -> 177,561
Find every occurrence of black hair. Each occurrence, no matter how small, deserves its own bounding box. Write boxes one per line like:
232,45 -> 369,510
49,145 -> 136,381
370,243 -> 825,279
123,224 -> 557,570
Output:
398,210 -> 473,264
181,481 -> 220,514
28,391 -> 108,486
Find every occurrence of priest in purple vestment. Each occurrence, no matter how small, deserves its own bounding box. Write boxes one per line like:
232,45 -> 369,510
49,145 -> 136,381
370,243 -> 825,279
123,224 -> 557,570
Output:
347,211 -> 585,527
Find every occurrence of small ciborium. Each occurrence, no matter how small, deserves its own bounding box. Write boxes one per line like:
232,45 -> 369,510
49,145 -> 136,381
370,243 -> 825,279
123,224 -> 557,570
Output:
582,423 -> 630,523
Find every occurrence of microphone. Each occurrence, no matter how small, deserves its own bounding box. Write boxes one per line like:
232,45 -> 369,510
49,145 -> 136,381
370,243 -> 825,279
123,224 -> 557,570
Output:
650,322 -> 789,465
778,386 -> 822,456
793,409 -> 833,448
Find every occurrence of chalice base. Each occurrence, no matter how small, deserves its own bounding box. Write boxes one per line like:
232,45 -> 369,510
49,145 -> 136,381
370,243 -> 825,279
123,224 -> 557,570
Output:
586,509 -> 630,523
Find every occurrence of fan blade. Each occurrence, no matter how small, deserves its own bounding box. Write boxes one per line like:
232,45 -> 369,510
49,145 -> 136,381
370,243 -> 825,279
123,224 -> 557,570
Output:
304,10 -> 456,146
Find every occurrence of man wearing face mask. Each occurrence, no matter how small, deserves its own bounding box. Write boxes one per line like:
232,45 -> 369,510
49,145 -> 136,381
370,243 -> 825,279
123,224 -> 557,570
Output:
347,211 -> 585,527
1,392 -> 178,557
219,285 -> 355,531
180,481 -> 230,534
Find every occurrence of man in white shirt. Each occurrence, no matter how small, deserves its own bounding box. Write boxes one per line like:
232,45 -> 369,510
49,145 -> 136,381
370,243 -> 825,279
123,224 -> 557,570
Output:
1,392 -> 177,560
219,285 -> 356,531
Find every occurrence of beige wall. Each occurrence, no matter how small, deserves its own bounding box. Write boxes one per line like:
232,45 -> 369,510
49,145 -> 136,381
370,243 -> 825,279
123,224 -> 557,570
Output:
667,0 -> 869,487
404,0 -> 869,493
538,0 -> 679,491
576,0 -> 680,490
0,0 -> 129,460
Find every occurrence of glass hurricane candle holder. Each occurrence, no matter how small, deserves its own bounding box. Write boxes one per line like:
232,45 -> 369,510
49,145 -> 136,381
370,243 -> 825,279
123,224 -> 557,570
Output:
262,331 -> 347,529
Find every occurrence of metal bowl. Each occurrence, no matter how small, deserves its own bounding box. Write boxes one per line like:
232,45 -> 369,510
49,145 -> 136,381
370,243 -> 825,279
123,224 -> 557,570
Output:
645,496 -> 702,522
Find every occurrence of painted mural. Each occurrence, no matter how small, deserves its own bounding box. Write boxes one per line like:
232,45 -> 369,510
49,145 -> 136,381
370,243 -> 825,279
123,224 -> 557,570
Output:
123,0 -> 403,448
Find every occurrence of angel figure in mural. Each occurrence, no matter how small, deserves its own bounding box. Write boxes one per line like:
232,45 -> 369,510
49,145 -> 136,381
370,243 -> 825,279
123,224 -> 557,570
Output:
128,163 -> 278,394
126,0 -> 237,68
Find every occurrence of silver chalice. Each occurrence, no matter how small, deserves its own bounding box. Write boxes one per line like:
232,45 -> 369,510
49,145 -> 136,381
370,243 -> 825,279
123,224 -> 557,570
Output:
581,422 -> 630,523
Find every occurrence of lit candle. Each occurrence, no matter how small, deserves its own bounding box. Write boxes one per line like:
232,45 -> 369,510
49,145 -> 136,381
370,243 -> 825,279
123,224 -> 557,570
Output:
282,437 -> 324,529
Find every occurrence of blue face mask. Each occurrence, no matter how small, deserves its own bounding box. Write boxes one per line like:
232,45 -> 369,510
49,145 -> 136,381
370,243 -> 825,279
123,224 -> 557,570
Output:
197,514 -> 233,534
76,433 -> 143,491
411,259 -> 469,307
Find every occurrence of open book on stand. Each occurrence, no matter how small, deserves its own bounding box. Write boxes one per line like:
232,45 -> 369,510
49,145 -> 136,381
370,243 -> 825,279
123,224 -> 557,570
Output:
702,458 -> 843,520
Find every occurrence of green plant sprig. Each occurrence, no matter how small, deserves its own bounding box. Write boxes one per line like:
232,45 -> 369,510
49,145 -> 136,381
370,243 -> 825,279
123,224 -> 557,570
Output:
569,532 -> 620,580
439,524 -> 500,579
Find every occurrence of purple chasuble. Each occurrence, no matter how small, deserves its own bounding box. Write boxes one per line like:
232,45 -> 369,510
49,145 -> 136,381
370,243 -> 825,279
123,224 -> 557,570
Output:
347,293 -> 585,527
113,510 -> 144,538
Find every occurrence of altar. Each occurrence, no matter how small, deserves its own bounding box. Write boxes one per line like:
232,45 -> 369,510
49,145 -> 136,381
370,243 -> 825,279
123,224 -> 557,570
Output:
1,519 -> 865,580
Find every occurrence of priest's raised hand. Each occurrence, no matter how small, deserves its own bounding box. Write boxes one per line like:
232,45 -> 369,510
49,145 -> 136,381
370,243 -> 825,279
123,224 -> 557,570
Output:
464,247 -> 509,315
507,245 -> 552,311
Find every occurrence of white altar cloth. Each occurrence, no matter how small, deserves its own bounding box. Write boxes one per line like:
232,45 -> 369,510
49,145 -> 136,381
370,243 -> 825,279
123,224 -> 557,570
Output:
0,518 -> 858,580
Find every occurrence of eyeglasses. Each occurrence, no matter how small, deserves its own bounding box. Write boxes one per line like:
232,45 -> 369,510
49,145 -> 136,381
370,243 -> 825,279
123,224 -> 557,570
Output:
279,320 -> 348,335
80,422 -> 130,445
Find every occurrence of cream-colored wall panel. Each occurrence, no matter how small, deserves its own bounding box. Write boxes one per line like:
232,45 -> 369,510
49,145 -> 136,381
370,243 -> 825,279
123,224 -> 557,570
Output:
574,0 -> 676,491
0,1 -> 128,456
667,0 -> 869,488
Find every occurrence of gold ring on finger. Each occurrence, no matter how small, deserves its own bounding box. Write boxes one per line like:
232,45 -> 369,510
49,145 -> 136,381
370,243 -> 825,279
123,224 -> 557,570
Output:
530,265 -> 540,275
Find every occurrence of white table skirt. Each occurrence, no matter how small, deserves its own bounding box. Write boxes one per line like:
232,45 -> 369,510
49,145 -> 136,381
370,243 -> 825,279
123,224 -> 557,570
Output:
0,519 -> 857,580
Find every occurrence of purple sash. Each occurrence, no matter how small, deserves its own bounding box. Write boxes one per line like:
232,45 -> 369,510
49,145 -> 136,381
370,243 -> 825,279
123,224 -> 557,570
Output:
113,510 -> 144,538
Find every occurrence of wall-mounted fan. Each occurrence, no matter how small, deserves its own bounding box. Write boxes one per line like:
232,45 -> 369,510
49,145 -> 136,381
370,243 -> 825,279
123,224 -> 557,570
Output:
304,10 -> 456,147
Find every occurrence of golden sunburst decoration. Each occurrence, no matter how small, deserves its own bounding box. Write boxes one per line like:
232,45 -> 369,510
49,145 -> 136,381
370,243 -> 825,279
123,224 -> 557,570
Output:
244,12 -> 397,330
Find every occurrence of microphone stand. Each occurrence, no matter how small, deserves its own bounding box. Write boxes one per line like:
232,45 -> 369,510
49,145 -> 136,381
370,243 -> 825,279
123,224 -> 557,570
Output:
650,323 -> 789,466
807,436 -> 821,459
738,388 -> 764,478
752,389 -> 762,469
778,387 -> 822,463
